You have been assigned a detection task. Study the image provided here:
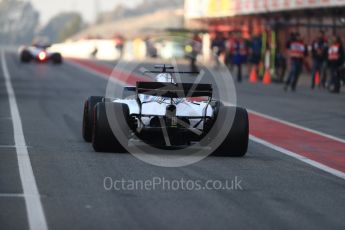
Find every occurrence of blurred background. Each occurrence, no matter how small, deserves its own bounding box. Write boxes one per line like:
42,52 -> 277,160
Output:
2,0 -> 345,81
1,0 -> 344,57
0,0 -> 344,59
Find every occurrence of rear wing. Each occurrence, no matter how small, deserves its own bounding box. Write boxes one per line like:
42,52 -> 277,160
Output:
136,82 -> 212,98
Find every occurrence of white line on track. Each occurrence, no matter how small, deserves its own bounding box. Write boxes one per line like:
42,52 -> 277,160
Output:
1,51 -> 48,230
0,145 -> 30,148
250,135 -> 345,180
0,193 -> 41,198
248,109 -> 345,144
0,193 -> 25,197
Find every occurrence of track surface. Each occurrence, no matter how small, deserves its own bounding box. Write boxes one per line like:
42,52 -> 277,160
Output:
1,52 -> 345,230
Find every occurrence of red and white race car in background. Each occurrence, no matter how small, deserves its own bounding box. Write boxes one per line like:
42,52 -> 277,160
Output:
18,43 -> 63,64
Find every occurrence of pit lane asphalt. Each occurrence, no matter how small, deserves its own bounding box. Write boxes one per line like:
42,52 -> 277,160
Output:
1,52 -> 345,230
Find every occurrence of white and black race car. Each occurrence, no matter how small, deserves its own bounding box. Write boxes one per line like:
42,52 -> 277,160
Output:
18,43 -> 62,64
82,65 -> 249,157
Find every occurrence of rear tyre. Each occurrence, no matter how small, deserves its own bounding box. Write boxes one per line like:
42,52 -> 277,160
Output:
92,102 -> 129,152
212,107 -> 249,157
51,53 -> 62,64
20,50 -> 32,63
82,96 -> 104,142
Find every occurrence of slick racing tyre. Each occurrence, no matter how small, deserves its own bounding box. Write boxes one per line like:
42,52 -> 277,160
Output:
52,53 -> 63,64
82,96 -> 104,142
20,50 -> 32,63
92,102 -> 129,153
212,106 -> 249,157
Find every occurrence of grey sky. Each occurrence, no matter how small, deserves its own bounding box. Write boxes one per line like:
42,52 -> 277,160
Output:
28,0 -> 142,25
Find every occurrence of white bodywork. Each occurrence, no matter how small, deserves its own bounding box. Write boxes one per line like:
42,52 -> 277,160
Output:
112,73 -> 213,129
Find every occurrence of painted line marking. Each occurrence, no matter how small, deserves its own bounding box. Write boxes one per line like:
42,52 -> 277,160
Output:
250,135 -> 345,180
0,145 -> 31,148
1,51 -> 48,230
0,193 -> 25,198
66,60 -> 116,82
66,60 -> 137,87
249,112 -> 345,173
248,109 -> 345,144
68,58 -> 345,180
67,58 -> 150,85
0,193 -> 41,198
0,116 -> 12,119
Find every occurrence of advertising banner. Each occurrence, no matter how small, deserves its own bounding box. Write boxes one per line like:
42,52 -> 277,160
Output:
185,0 -> 345,18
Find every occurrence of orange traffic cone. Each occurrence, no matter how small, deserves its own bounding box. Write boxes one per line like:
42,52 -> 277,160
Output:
262,68 -> 271,85
249,65 -> 258,83
315,71 -> 321,86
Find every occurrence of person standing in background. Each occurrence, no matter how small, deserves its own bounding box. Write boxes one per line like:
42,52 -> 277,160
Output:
284,32 -> 295,78
231,32 -> 248,82
211,32 -> 226,68
275,44 -> 287,82
284,32 -> 307,91
327,35 -> 344,93
114,34 -> 125,58
311,31 -> 328,89
145,36 -> 157,58
225,31 -> 235,71
189,33 -> 202,72
248,33 -> 262,77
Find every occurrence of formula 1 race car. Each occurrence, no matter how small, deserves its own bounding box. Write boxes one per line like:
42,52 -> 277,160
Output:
82,65 -> 249,157
18,43 -> 62,64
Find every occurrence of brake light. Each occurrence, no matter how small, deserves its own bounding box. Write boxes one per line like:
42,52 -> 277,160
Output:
38,51 -> 47,61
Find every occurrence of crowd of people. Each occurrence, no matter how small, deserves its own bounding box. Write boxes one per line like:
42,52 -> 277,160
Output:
189,30 -> 345,94
284,30 -> 345,93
